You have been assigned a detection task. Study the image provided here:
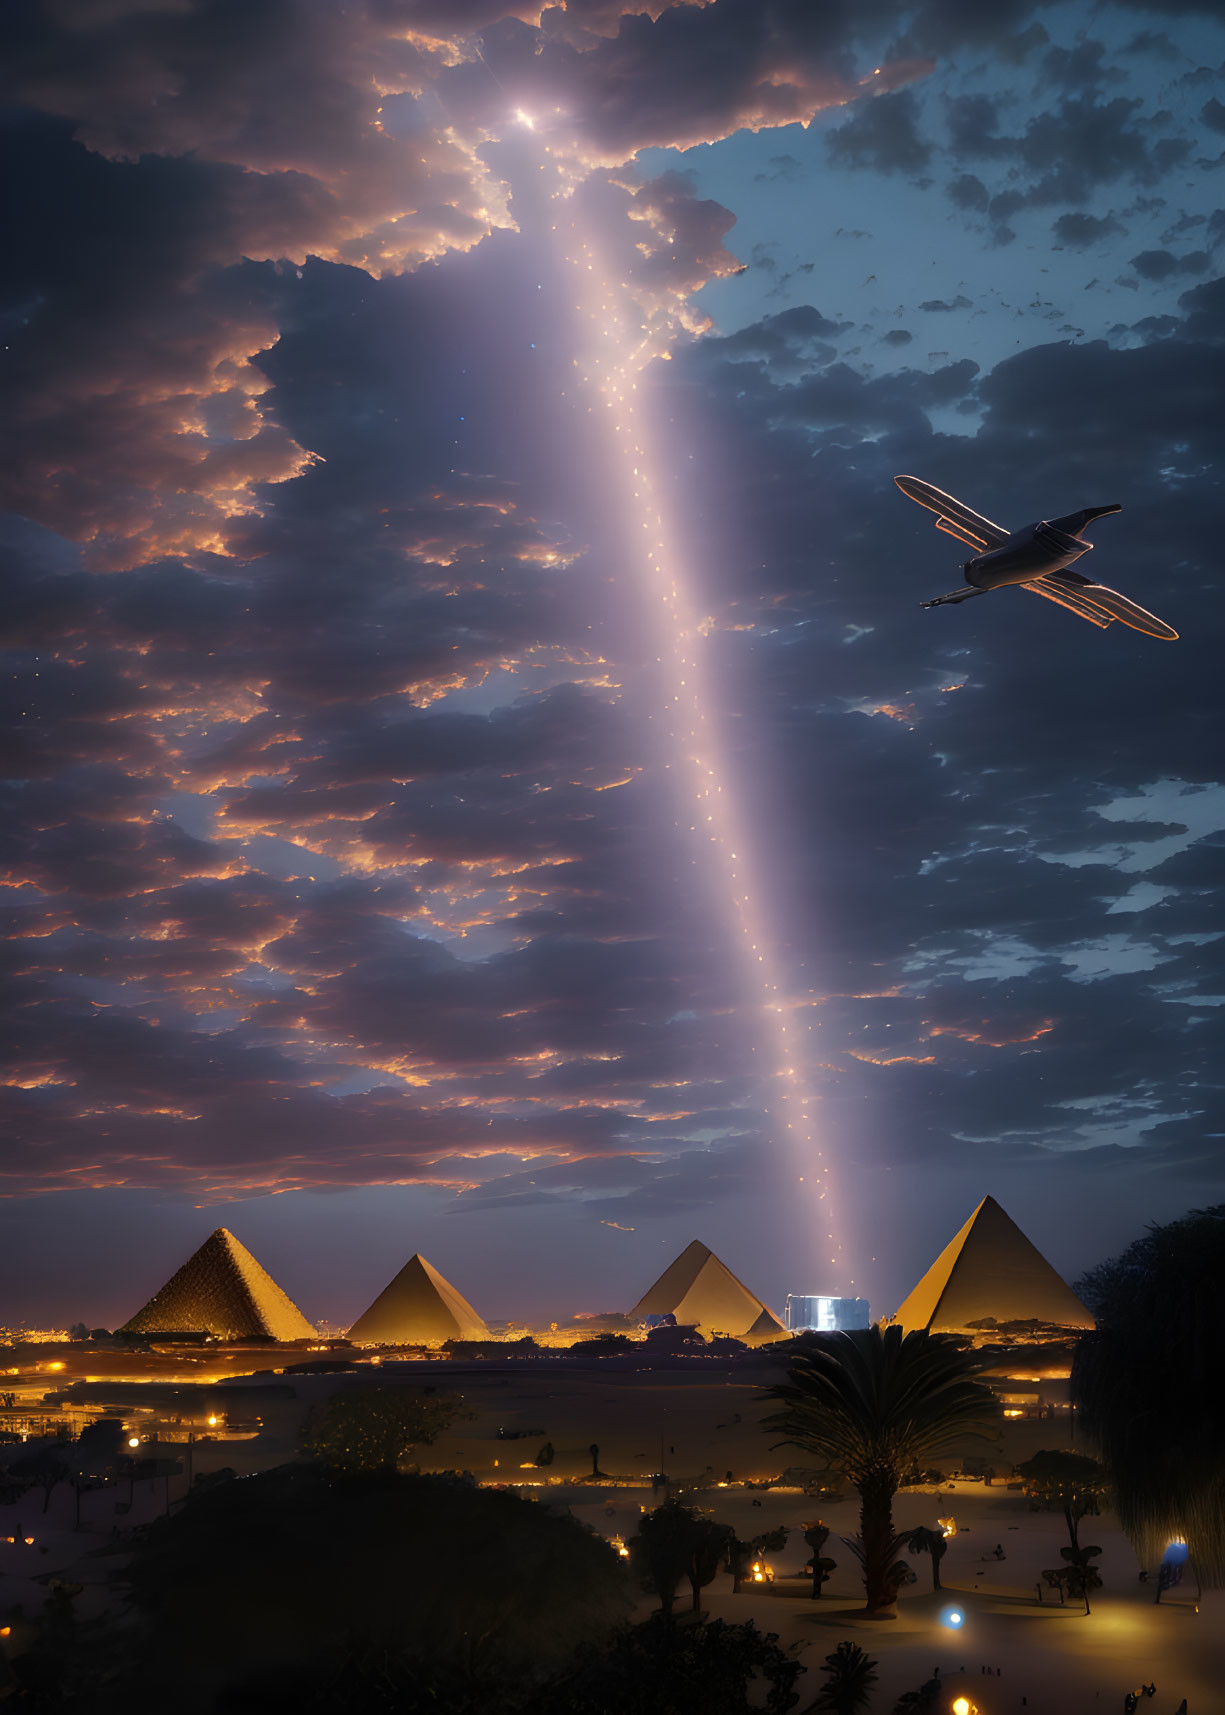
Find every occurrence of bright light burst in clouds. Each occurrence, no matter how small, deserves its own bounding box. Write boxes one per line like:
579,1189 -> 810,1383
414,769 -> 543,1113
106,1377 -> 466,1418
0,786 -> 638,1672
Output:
544,143 -> 846,1278
3,1 -> 1225,1325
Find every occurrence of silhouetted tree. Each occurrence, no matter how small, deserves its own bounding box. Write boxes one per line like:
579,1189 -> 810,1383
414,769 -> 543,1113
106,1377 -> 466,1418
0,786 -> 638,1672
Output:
298,1386 -> 465,1473
630,1500 -> 733,1620
2,1578 -> 93,1705
1016,1449 -> 1109,1552
905,1525 -> 947,1591
536,1441 -> 555,1466
8,1446 -> 68,1513
763,1327 -> 999,1613
1046,1542 -> 1103,1614
686,1515 -> 735,1613
117,1465 -> 630,1713
892,1676 -> 942,1713
810,1640 -> 878,1713
538,1614 -> 805,1715
74,1417 -> 126,1479
1073,1205 -> 1225,1587
802,1522 -> 836,1599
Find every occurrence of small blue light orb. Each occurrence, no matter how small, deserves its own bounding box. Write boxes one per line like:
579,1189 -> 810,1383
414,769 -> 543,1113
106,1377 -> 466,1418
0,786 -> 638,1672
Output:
942,1607 -> 964,1629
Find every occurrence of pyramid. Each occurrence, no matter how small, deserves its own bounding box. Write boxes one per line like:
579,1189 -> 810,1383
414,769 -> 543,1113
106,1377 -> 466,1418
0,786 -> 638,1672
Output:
120,1228 -> 316,1341
892,1196 -> 1094,1333
628,1241 -> 787,1341
347,1254 -> 490,1345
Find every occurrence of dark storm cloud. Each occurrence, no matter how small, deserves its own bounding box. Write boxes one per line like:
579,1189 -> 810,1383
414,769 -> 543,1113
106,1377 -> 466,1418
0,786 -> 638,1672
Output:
1053,211 -> 1126,248
946,172 -> 991,213
826,90 -> 932,175
700,304 -> 851,374
1130,248 -> 1211,280
932,76 -> 1203,246
1121,32 -> 1180,60
460,1 -> 915,163
1039,39 -> 1126,91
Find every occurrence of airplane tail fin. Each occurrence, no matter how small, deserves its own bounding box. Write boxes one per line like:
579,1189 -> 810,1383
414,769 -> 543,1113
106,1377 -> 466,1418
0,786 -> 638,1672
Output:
1048,504 -> 1123,538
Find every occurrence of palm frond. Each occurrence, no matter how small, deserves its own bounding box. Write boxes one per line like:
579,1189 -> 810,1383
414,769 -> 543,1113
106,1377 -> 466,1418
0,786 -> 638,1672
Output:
762,1326 -> 1000,1485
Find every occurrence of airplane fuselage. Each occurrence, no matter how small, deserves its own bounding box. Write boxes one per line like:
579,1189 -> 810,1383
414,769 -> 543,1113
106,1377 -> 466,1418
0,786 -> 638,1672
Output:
965,522 -> 1090,588
964,505 -> 1121,590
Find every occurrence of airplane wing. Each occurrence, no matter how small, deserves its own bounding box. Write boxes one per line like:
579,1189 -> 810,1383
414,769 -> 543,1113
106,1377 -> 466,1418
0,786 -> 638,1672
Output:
894,475 -> 1010,551
1021,580 -> 1112,628
1023,575 -> 1178,640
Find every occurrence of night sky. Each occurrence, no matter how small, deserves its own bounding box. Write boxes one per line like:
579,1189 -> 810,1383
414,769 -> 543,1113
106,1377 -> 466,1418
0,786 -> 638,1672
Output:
2,0 -> 1223,1333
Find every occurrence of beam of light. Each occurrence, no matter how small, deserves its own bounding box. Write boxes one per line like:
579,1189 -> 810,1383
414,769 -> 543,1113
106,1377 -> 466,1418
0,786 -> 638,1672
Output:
540,152 -> 846,1286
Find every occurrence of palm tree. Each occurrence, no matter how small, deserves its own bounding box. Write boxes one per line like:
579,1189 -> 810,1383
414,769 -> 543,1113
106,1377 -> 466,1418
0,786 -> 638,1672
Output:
905,1525 -> 947,1591
809,1640 -> 878,1714
763,1326 -> 999,1613
1072,1205 -> 1225,1589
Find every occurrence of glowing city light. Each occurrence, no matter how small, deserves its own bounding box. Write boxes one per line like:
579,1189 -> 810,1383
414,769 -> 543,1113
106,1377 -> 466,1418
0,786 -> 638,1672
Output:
952,1700 -> 973,1715
552,167 -> 843,1282
943,1607 -> 964,1629
128,1436 -> 140,1448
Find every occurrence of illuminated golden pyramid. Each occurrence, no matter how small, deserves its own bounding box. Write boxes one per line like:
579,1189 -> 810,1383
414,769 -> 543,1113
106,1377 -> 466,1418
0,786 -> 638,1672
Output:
120,1227 -> 316,1341
893,1195 -> 1094,1333
347,1253 -> 490,1345
629,1240 -> 786,1341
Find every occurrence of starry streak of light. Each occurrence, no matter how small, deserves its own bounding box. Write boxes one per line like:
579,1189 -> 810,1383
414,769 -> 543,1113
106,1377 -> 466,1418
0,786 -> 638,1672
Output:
544,155 -> 846,1284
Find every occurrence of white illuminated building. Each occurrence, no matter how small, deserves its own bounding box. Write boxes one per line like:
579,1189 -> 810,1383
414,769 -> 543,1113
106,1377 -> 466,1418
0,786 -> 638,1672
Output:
784,1294 -> 870,1333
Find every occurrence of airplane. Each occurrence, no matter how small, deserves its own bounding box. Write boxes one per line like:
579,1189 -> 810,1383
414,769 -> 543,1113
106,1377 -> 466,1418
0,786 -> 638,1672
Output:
895,474 -> 1178,640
